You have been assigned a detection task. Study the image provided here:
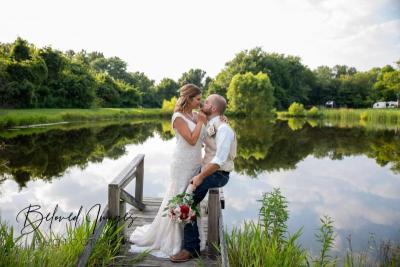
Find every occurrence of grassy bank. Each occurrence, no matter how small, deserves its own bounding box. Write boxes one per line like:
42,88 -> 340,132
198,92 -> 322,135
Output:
0,117 -> 163,139
278,108 -> 400,123
320,108 -> 400,124
277,108 -> 400,130
0,108 -> 171,130
0,218 -> 146,266
225,188 -> 400,267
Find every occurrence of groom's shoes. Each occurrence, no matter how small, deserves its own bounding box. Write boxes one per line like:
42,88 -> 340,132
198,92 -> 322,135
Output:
169,249 -> 197,262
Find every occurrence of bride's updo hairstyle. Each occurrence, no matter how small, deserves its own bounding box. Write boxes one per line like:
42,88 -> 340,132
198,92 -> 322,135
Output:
174,83 -> 202,113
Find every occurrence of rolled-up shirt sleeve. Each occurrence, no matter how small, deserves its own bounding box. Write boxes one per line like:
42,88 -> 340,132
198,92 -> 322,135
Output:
210,125 -> 235,167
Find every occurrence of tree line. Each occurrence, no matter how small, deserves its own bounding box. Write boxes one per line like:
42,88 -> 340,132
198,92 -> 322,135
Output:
210,48 -> 399,113
0,38 -> 399,110
0,38 -> 209,108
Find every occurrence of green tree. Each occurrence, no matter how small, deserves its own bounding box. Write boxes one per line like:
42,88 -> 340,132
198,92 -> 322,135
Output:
38,47 -> 65,81
57,62 -> 96,108
2,80 -> 35,108
337,71 -> 378,108
156,78 -> 179,105
0,59 -> 9,107
90,56 -> 128,81
94,73 -> 120,107
227,72 -> 275,116
374,65 -> 400,101
0,42 -> 12,58
117,80 -> 141,107
332,65 -> 357,78
208,47 -> 314,109
124,71 -> 157,107
178,68 -> 207,88
310,66 -> 338,105
10,37 -> 31,62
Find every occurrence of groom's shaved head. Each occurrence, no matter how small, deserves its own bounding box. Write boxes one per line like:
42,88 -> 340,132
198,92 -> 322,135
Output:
209,94 -> 227,114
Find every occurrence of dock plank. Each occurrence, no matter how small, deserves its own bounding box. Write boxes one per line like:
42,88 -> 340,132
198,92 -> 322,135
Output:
117,197 -> 218,267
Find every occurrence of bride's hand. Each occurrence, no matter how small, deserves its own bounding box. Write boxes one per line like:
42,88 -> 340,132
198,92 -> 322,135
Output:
197,112 -> 207,124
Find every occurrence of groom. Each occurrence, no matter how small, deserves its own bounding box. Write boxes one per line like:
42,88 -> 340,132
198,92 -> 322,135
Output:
170,94 -> 237,263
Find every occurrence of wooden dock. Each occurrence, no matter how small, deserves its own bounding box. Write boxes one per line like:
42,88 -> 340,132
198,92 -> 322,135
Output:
77,154 -> 229,267
118,197 -> 219,267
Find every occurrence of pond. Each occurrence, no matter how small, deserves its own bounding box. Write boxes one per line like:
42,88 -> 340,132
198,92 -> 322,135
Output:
0,117 -> 399,256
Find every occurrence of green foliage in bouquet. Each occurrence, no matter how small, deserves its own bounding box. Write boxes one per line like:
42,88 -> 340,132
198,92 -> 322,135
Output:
162,191 -> 200,224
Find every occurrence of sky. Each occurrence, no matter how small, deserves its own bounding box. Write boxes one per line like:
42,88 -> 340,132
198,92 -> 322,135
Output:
1,0 -> 399,82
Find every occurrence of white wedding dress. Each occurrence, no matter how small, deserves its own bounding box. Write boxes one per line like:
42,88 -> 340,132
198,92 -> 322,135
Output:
129,112 -> 206,258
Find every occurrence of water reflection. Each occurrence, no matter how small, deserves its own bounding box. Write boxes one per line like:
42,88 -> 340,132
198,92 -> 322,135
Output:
233,119 -> 400,176
0,118 -> 399,188
0,118 -> 399,255
0,121 -> 161,187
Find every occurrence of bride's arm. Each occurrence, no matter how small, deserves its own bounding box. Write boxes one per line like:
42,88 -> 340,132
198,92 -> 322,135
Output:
173,115 -> 206,146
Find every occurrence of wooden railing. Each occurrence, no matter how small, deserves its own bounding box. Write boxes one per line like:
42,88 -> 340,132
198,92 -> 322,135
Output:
77,153 -> 229,266
108,154 -> 145,223
76,154 -> 145,267
208,188 -> 230,267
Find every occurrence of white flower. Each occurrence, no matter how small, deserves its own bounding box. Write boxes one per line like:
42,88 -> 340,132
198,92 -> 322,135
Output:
207,124 -> 216,137
173,206 -> 181,217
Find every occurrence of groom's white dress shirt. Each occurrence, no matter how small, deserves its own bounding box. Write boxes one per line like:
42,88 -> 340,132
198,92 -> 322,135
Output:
202,116 -> 237,172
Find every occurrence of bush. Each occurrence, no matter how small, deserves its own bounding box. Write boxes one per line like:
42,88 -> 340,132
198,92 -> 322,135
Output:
307,106 -> 319,117
227,72 -> 275,116
161,96 -> 177,113
288,102 -> 305,117
360,112 -> 368,121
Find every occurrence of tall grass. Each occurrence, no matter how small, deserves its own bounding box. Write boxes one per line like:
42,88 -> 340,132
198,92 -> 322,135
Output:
311,216 -> 337,266
0,108 -> 170,129
320,108 -> 400,129
225,188 -> 308,267
225,188 -> 400,267
278,108 -> 400,131
343,234 -> 400,267
0,218 -> 145,266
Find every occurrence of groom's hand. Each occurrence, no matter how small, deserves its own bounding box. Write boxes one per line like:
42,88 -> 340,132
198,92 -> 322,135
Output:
190,163 -> 220,190
190,175 -> 203,190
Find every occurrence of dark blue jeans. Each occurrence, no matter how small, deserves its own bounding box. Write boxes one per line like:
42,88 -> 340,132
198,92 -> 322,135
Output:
183,171 -> 229,255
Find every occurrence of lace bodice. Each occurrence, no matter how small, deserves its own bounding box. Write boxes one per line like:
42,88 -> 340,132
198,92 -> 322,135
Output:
171,112 -> 204,166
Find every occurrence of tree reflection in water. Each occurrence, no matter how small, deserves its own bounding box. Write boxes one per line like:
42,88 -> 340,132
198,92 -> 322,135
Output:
0,118 -> 399,187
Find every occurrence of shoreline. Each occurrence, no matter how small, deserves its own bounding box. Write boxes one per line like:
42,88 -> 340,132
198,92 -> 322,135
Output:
1,107 -> 400,130
0,108 -> 171,130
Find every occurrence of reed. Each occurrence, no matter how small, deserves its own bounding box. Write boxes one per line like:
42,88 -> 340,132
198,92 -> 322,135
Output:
225,188 -> 308,267
320,108 -> 400,125
0,218 -> 146,267
225,188 -> 400,267
343,234 -> 400,267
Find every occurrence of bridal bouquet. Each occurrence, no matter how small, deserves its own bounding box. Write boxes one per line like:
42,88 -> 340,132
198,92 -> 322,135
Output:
163,185 -> 200,224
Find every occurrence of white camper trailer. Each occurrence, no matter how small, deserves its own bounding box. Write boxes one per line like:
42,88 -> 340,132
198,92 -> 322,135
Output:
373,102 -> 387,108
387,101 -> 399,108
373,101 -> 399,108
325,100 -> 335,108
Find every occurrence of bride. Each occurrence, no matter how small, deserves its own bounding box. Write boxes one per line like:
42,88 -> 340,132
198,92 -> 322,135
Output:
129,83 -> 207,258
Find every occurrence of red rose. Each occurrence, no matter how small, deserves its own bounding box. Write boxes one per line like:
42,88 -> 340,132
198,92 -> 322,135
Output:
180,204 -> 189,214
190,215 -> 196,221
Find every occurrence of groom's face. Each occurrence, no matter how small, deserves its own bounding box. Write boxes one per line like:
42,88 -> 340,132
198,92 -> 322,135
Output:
201,98 -> 214,115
